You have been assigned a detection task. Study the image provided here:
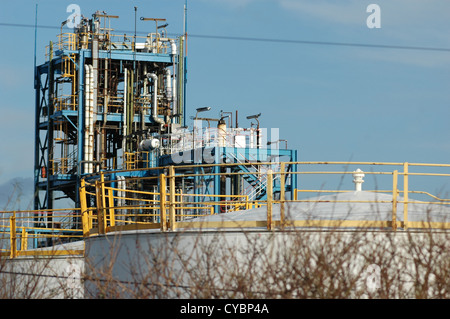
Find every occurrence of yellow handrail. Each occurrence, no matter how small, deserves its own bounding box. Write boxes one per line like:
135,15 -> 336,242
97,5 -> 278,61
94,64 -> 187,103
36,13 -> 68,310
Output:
76,162 -> 449,238
2,161 -> 449,258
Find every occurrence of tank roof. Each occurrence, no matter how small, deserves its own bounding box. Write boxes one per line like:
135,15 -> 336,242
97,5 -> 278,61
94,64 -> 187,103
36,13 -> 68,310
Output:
189,191 -> 450,226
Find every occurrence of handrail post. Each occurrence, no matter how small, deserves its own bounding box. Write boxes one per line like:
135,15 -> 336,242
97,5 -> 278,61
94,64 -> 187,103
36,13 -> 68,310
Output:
108,187 -> 116,227
392,170 -> 398,231
267,169 -> 273,230
80,179 -> 90,236
21,228 -> 28,251
280,163 -> 285,228
96,173 -> 106,234
169,166 -> 176,231
95,180 -> 103,234
10,212 -> 17,258
403,162 -> 409,230
100,172 -> 107,231
160,173 -> 167,231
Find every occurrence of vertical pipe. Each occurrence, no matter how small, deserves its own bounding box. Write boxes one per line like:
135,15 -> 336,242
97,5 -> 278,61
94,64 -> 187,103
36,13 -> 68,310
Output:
92,36 -> 99,115
117,176 -> 123,208
108,187 -> 115,227
160,174 -> 167,231
403,162 -> 409,230
101,59 -> 108,167
21,228 -> 28,251
291,150 -> 298,200
34,51 -> 41,213
183,2 -> 188,127
218,118 -> 227,147
147,73 -> 164,126
169,166 -> 176,230
184,0 -> 188,56
392,170 -> 398,231
266,170 -> 273,230
123,68 -> 128,156
10,213 -> 17,258
84,65 -> 90,174
80,179 -> 89,236
127,70 -> 135,151
47,51 -> 55,212
170,40 -> 177,118
33,4 -> 38,89
177,37 -> 185,126
100,173 -> 107,230
280,163 -> 285,228
117,176 -> 126,220
165,68 -> 173,102
95,180 -> 105,234
88,65 -> 94,173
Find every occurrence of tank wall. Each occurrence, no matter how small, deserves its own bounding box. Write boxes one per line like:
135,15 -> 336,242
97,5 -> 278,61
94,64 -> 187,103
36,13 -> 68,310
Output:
1,255 -> 85,298
84,229 -> 450,298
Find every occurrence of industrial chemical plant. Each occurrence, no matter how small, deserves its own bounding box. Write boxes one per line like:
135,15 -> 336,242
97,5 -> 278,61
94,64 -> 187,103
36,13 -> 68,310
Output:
1,8 -> 449,299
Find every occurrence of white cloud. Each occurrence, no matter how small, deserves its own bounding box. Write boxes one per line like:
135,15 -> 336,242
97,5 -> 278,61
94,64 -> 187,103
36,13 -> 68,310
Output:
279,0 -> 366,25
351,46 -> 450,68
279,0 -> 450,26
276,0 -> 450,67
278,0 -> 450,41
199,0 -> 262,9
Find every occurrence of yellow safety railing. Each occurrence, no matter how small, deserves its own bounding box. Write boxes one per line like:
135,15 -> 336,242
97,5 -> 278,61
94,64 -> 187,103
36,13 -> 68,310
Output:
124,151 -> 151,170
77,162 -> 450,237
79,170 -> 252,236
48,32 -> 175,54
0,209 -> 84,259
57,33 -> 76,51
2,161 -> 450,257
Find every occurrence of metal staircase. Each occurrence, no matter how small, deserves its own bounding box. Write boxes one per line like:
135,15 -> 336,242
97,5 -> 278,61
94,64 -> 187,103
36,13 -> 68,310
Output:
227,152 -> 280,201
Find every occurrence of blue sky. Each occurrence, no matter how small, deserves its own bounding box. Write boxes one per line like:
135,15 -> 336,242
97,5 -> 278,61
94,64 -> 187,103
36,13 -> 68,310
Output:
0,0 -> 449,196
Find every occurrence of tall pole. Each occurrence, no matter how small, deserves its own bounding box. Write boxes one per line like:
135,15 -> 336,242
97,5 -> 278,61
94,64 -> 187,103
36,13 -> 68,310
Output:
134,7 -> 137,71
33,3 -> 39,212
34,4 -> 38,89
183,0 -> 188,127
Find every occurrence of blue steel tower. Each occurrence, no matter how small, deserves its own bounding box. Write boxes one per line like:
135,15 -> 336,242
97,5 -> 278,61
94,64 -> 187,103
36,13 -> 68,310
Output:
34,12 -> 186,218
33,10 -> 297,238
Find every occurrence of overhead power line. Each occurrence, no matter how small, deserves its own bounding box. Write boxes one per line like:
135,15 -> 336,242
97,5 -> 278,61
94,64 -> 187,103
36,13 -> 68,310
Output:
1,22 -> 450,53
186,33 -> 450,53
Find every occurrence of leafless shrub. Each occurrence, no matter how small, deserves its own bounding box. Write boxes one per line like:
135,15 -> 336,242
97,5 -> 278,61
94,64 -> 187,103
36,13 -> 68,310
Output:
1,202 -> 449,299
81,216 -> 450,299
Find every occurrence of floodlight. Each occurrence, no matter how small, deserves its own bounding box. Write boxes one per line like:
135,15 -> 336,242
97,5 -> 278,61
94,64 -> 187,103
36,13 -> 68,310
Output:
246,113 -> 261,120
196,107 -> 211,113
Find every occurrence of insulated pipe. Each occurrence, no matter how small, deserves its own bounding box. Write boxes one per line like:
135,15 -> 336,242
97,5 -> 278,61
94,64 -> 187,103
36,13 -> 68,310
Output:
147,73 -> 165,126
218,118 -> 227,147
84,65 -> 90,174
165,68 -> 173,101
143,64 -> 148,109
170,39 -> 177,56
123,68 -> 128,153
88,65 -> 95,173
170,39 -> 178,116
117,176 -> 126,217
117,176 -> 122,207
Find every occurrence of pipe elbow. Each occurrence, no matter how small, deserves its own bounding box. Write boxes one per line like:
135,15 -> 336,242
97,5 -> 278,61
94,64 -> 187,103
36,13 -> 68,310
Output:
147,73 -> 165,126
147,73 -> 157,81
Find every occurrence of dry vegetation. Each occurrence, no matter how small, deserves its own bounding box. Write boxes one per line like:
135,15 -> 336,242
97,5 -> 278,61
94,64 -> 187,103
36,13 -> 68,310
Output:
1,205 -> 449,299
81,223 -> 450,299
